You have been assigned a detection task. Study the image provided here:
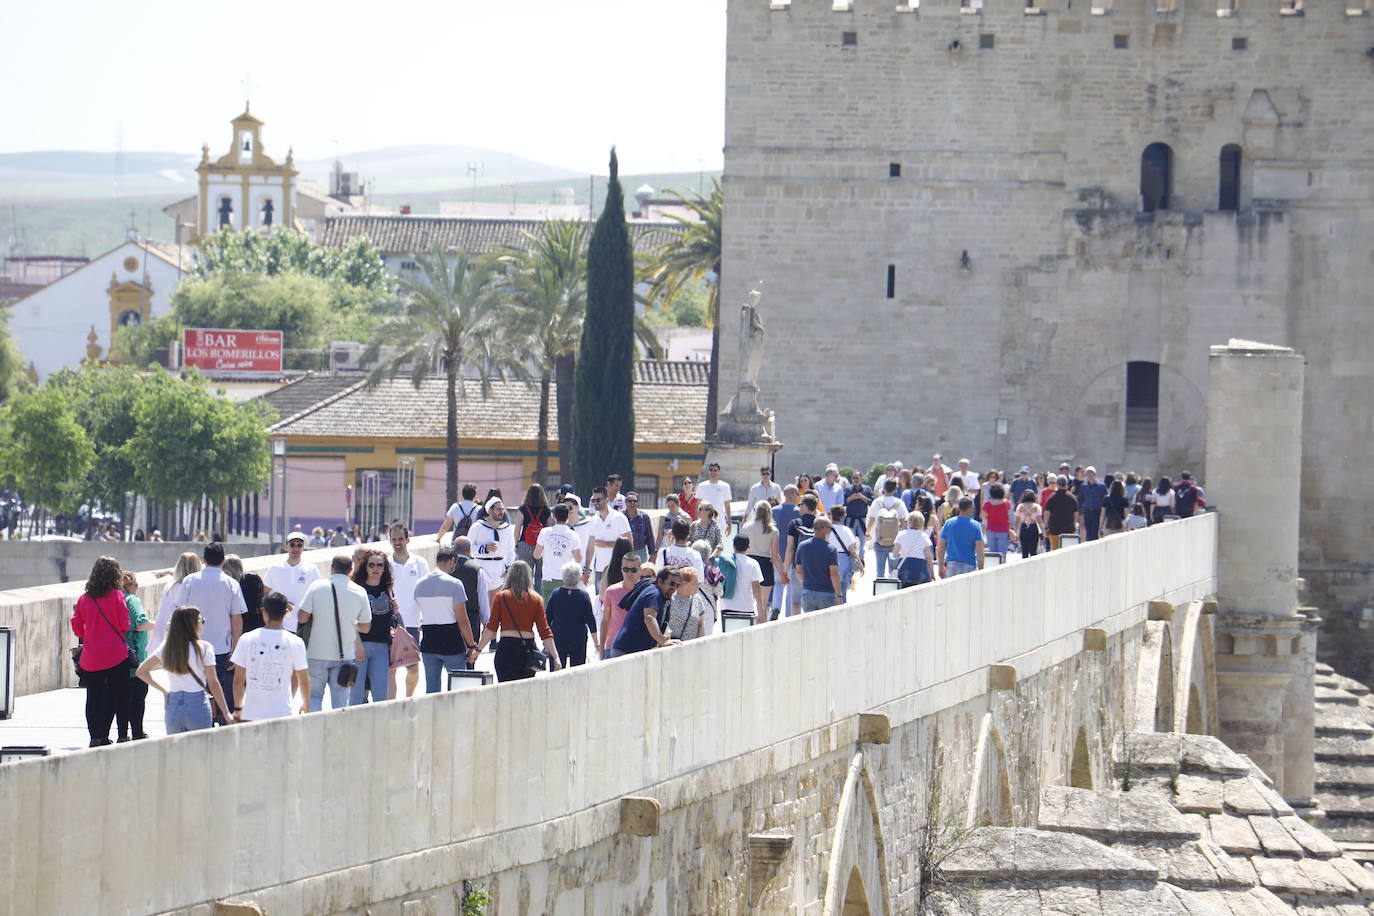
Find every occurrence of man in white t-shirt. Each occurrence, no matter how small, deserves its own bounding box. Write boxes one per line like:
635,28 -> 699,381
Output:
534,504 -> 584,580
719,534 -> 766,624
696,463 -> 734,534
952,458 -> 980,494
297,555 -> 371,712
656,517 -> 706,576
232,592 -> 310,721
586,487 -> 632,581
388,524 -> 430,698
262,531 -> 320,633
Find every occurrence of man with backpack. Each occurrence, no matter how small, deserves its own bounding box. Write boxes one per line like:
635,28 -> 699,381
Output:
437,482 -> 482,545
1173,471 -> 1204,518
867,479 -> 905,579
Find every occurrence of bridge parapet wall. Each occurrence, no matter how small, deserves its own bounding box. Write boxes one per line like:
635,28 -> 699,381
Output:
0,515 -> 1217,915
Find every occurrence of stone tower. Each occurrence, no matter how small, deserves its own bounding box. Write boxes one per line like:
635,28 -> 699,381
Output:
720,0 -> 1374,656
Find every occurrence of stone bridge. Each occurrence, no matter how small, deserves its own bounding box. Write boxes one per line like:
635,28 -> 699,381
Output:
0,342 -> 1336,915
0,515 -> 1218,915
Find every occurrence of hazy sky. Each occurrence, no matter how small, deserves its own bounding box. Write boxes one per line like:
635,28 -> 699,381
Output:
2,0 -> 727,175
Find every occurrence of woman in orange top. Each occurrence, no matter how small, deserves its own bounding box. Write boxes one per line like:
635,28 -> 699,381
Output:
468,561 -> 562,682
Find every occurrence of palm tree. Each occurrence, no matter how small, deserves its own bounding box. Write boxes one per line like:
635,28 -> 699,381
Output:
498,221 -> 665,485
363,245 -> 513,507
642,178 -> 723,436
497,220 -> 588,483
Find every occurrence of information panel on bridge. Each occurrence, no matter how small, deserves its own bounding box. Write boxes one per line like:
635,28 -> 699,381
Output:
182,328 -> 283,374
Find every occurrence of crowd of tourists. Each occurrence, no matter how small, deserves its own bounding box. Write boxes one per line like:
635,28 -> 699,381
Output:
68,456 -> 1204,746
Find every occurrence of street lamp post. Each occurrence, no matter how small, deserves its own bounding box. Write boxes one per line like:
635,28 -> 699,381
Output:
271,438 -> 287,548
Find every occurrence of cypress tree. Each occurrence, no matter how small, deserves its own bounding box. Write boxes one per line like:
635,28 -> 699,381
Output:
571,148 -> 636,498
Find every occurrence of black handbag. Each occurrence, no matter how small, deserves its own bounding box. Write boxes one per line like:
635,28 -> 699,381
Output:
501,595 -> 548,674
331,584 -> 359,688
74,593 -> 139,676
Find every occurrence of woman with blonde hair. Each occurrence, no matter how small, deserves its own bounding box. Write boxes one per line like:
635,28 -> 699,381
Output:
468,561 -> 562,682
689,501 -> 723,550
741,501 -> 779,598
892,511 -> 935,587
116,570 -> 155,742
151,551 -> 202,652
137,606 -> 232,733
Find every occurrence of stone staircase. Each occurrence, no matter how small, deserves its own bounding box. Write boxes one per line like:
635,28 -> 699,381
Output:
1315,663 -> 1374,863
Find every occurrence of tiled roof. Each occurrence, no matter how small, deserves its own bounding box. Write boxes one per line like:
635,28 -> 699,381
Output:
254,374 -> 365,425
318,215 -> 681,257
268,362 -> 706,445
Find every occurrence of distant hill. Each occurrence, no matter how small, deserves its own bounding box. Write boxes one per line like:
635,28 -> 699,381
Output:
0,145 -> 584,200
0,170 -> 720,259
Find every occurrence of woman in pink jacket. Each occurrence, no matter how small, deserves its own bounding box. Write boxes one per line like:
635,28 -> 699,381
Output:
70,556 -> 131,747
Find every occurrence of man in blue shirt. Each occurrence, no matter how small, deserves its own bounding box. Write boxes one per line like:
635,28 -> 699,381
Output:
1076,466 -> 1108,541
770,485 -> 801,619
793,517 -> 842,612
611,567 -> 680,655
937,497 -> 985,578
1009,466 -> 1038,504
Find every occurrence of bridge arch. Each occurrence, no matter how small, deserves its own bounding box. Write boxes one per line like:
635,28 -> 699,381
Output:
822,753 -> 891,916
966,713 -> 1014,827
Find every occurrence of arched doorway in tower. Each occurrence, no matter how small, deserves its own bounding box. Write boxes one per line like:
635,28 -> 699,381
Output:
1141,143 -> 1174,212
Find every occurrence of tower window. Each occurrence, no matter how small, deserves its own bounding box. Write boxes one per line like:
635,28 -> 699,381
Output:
842,31 -> 858,45
1232,36 -> 1248,49
218,196 -> 234,226
261,197 -> 275,227
979,33 -> 995,48
1218,144 -> 1242,211
1140,143 -> 1173,213
1114,33 -> 1130,47
1218,0 -> 1238,15
889,162 -> 902,177
886,265 -> 896,299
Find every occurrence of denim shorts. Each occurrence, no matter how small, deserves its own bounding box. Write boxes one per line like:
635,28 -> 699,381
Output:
165,690 -> 212,734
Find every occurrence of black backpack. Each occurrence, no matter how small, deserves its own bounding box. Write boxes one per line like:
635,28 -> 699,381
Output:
1175,483 -> 1199,515
453,504 -> 479,538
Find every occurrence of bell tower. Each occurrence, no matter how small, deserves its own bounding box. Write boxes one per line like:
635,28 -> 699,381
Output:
193,104 -> 298,244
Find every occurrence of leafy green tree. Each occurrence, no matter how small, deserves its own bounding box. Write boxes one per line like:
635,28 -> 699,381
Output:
0,308 -> 25,404
1,384 -> 96,517
571,148 -> 637,497
194,227 -> 388,291
109,313 -> 179,368
170,272 -> 331,349
642,178 -> 723,435
47,366 -> 150,524
123,371 -> 274,515
364,246 -> 515,507
498,220 -> 589,483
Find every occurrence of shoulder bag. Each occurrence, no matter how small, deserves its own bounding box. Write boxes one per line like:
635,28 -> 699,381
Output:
388,590 -> 421,668
501,593 -> 548,674
332,584 -> 359,688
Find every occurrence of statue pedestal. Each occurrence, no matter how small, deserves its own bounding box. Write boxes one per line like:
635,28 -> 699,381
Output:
704,426 -> 782,517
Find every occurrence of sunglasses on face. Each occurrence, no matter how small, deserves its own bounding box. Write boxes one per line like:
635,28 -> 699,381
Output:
366,562 -> 385,568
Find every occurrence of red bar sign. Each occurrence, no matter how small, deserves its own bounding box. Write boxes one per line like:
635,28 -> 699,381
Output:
182,328 -> 283,374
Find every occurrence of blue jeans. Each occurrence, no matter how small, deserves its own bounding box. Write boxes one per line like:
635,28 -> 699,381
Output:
837,551 -> 854,596
946,560 -> 978,578
1082,510 -> 1101,541
308,659 -> 354,712
986,532 -> 1009,556
423,651 -> 468,693
801,589 -> 837,612
873,545 -> 893,578
351,641 -> 392,704
165,690 -> 212,734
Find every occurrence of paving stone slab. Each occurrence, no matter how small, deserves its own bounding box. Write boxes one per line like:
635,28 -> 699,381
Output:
1315,794 -> 1374,819
1315,736 -> 1374,763
1196,840 -> 1261,889
1209,814 -> 1264,856
1314,818 -> 1374,844
1316,709 -> 1374,738
1327,855 -> 1374,897
1118,733 -> 1185,771
1316,763 -> 1374,791
1295,857 -> 1361,899
1280,815 -> 1345,859
1226,779 -> 1278,816
1250,815 -> 1306,858
1252,855 -> 1321,895
1096,883 -> 1196,916
1180,736 -> 1254,777
1119,791 -> 1204,840
942,828 -> 1159,881
1040,785 -> 1120,839
1175,774 -> 1226,814
1255,782 -> 1297,817
1122,841 -> 1224,888
1317,686 -> 1361,706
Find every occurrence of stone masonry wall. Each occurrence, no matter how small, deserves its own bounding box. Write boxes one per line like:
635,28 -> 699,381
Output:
719,0 -> 1374,657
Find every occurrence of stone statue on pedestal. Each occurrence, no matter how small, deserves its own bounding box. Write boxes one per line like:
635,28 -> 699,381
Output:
718,283 -> 769,441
